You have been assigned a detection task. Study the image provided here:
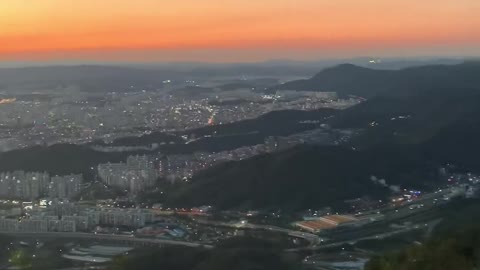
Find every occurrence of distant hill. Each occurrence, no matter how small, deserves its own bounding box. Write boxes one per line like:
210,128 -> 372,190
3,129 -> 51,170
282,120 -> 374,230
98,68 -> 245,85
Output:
270,62 -> 480,98
217,82 -> 256,91
0,59 -> 467,93
215,78 -> 279,91
170,86 -> 215,97
0,62 -> 315,93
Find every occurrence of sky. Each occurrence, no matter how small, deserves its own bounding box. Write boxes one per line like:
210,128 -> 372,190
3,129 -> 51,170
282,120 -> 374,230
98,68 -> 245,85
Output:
1,0 -> 479,63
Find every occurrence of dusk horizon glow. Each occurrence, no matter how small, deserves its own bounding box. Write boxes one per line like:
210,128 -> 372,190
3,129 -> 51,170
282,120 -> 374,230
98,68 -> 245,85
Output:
1,0 -> 479,62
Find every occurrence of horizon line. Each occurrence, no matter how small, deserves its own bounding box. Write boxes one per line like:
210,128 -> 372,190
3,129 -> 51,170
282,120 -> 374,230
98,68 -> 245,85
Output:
0,55 -> 478,69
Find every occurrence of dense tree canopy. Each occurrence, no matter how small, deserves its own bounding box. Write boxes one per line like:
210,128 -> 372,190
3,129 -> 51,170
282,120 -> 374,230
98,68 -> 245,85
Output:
366,228 -> 480,270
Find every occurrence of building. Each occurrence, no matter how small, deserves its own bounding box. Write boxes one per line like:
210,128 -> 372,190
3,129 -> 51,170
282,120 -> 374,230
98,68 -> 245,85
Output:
0,171 -> 81,200
49,174 -> 83,199
47,219 -> 76,232
17,219 -> 48,232
81,209 -> 100,229
295,215 -> 357,233
97,155 -> 157,194
63,215 -> 89,231
0,171 -> 50,200
318,215 -> 358,226
0,218 -> 19,232
0,216 -> 75,232
97,208 -> 151,228
50,201 -> 78,216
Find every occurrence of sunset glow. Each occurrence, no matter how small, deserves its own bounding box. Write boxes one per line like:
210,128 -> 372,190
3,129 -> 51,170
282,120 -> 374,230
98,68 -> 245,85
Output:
1,0 -> 479,62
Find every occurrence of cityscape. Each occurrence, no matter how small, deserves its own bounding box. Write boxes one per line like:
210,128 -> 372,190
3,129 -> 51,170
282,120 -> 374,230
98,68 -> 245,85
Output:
1,1 -> 480,270
0,88 -> 356,152
1,75 -> 480,269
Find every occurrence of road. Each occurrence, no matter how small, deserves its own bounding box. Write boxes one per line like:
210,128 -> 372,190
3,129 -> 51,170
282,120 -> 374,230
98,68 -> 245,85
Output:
1,187 -> 458,254
0,232 -> 213,249
192,219 -> 320,245
287,220 -> 438,252
191,188 -> 454,250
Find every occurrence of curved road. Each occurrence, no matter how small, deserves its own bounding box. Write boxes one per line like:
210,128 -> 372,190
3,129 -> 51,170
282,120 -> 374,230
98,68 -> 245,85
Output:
192,219 -> 320,245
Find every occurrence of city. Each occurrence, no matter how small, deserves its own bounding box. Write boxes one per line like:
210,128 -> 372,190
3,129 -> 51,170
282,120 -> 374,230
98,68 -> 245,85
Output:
0,88 -> 357,152
1,1 -> 480,269
1,62 -> 480,270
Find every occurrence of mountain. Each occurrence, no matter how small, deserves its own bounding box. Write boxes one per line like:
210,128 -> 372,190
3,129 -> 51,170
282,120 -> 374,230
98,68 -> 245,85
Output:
166,144 -> 435,211
327,90 -> 480,173
270,62 -> 480,98
329,90 -> 480,144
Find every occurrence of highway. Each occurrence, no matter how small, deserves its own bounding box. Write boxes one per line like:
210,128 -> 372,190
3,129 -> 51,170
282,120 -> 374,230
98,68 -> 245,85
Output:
286,227 -> 414,252
287,218 -> 442,252
244,223 -> 320,244
0,232 -> 214,249
284,189 -> 454,253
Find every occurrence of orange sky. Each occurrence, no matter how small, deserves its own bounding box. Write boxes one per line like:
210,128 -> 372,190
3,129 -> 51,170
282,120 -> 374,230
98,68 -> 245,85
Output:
1,0 -> 479,62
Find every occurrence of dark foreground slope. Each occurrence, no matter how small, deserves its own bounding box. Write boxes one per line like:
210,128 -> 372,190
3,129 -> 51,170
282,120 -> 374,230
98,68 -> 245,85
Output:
271,62 -> 480,98
167,144 -> 434,211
